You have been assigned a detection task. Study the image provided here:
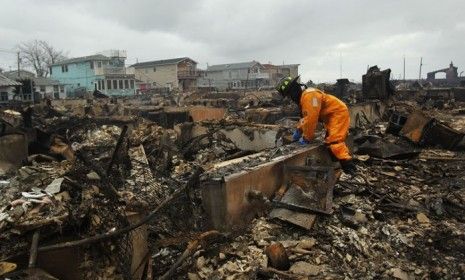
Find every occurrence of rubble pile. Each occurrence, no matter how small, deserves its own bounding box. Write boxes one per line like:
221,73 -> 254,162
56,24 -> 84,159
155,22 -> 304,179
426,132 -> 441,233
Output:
0,87 -> 464,279
0,113 -> 206,279
171,111 -> 465,279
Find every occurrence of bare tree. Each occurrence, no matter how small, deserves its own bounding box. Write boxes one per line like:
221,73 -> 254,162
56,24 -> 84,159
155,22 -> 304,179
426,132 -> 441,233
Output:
18,40 -> 66,77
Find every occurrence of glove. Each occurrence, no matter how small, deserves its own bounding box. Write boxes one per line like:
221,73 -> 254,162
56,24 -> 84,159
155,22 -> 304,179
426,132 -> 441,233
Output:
292,130 -> 302,142
340,159 -> 357,175
299,137 -> 310,145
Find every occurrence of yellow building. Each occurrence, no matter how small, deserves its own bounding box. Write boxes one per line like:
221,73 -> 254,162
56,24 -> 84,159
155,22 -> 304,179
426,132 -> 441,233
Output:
130,57 -> 198,92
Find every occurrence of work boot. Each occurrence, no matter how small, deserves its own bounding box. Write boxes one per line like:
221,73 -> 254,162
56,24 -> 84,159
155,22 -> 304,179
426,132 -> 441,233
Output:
340,159 -> 357,175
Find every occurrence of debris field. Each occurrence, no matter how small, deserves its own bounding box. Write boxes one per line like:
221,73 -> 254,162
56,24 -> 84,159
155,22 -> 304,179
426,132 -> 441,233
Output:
0,75 -> 465,280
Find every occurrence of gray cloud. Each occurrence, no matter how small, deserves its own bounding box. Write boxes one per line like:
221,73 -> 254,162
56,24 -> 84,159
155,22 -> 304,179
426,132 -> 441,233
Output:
1,0 -> 464,82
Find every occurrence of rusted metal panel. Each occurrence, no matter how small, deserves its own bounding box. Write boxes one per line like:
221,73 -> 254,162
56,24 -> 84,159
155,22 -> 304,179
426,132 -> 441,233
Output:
188,106 -> 226,122
269,165 -> 335,230
201,145 -> 333,231
399,110 -> 431,143
422,120 -> 464,149
399,110 -> 464,149
280,165 -> 335,215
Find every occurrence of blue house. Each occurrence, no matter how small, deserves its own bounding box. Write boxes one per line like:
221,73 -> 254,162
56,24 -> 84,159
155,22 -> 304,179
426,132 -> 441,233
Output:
50,52 -> 136,97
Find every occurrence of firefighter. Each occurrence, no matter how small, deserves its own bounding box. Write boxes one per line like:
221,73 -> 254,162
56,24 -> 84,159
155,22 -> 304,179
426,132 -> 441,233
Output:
276,76 -> 356,174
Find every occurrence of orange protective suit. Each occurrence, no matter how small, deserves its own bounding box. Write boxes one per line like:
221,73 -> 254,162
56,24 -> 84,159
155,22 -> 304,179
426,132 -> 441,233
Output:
297,88 -> 351,161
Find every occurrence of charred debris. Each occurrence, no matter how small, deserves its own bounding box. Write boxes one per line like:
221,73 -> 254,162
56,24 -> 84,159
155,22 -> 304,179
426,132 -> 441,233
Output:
0,67 -> 464,279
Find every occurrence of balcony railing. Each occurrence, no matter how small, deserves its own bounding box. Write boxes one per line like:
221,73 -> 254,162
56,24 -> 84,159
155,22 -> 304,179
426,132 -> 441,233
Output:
94,66 -> 127,75
103,66 -> 127,75
178,70 -> 200,79
248,72 -> 270,79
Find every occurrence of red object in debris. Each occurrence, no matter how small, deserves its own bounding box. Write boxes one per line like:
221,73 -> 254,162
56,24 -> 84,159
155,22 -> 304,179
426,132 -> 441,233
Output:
265,242 -> 290,270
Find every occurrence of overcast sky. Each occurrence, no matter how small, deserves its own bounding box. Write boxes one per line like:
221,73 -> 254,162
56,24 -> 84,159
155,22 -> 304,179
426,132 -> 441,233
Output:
1,0 -> 464,82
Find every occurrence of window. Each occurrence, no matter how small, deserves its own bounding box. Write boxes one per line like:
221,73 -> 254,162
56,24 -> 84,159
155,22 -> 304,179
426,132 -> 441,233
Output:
40,86 -> 46,92
60,85 -> 64,93
153,67 -> 157,72
130,80 -> 134,89
124,80 -> 129,89
97,81 -> 101,90
98,62 -> 102,68
107,80 -> 112,90
90,62 -> 94,69
113,80 -> 117,89
119,80 -> 123,89
61,65 -> 68,72
53,85 -> 59,92
50,67 -> 53,75
1,92 -> 8,102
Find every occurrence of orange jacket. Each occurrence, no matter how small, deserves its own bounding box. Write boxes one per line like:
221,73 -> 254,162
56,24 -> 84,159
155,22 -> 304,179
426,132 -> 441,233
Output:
297,88 -> 349,141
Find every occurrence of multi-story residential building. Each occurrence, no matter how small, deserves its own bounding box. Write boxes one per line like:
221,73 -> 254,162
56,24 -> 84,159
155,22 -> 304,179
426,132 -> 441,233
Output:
201,61 -> 272,90
130,57 -> 198,92
50,50 -> 136,97
262,64 -> 300,86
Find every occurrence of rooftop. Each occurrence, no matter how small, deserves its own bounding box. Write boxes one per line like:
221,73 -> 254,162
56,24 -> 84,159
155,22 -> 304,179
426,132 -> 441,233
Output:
207,61 -> 262,72
0,73 -> 22,87
51,54 -> 110,66
33,76 -> 62,86
3,70 -> 36,79
130,57 -> 196,68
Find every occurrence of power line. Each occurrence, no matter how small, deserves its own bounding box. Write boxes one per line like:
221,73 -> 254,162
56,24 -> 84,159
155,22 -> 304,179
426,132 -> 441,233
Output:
0,48 -> 17,54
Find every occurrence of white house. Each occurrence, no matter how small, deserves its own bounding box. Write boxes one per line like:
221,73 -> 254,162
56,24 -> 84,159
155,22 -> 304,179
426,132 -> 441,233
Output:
0,73 -> 22,104
202,61 -> 270,90
34,77 -> 66,99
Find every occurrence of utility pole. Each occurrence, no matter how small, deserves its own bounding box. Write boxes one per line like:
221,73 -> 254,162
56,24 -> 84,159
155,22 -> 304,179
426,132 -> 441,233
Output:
419,57 -> 423,80
17,51 -> 20,77
30,79 -> 34,103
403,55 -> 406,81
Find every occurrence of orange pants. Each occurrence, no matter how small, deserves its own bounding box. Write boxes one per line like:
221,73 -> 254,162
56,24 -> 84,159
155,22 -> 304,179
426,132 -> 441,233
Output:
324,111 -> 351,161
